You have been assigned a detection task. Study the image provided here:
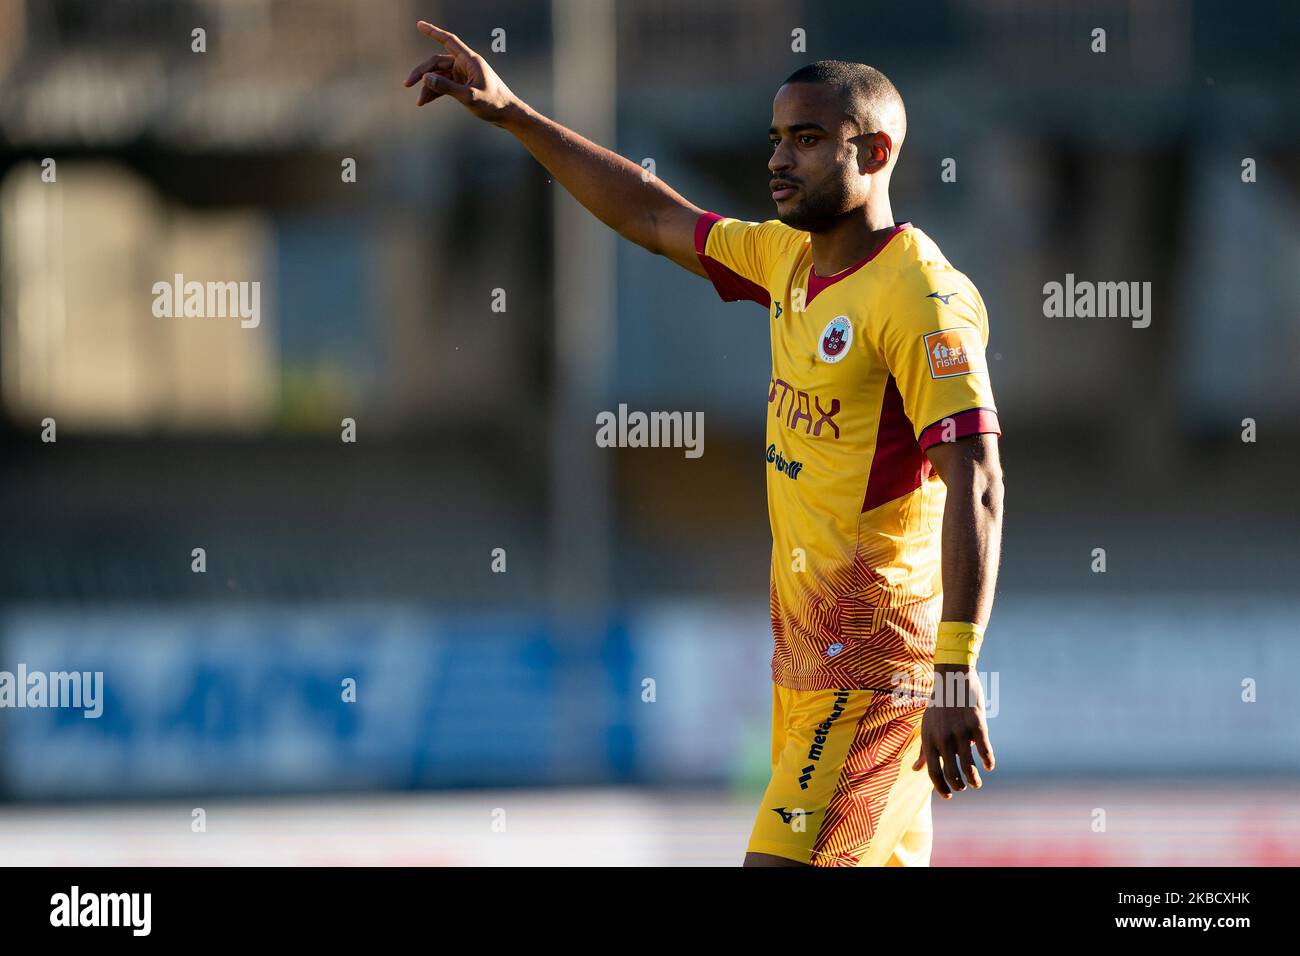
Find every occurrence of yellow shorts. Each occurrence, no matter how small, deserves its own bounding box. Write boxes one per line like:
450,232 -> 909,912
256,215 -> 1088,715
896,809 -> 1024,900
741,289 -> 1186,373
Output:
746,684 -> 933,867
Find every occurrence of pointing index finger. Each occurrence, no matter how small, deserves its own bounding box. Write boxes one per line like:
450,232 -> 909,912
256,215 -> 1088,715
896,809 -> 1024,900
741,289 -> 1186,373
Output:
417,20 -> 474,58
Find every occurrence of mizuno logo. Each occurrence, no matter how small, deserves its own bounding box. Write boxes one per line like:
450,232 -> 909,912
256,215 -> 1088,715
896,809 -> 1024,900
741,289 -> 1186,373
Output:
771,807 -> 814,824
927,291 -> 957,304
773,300 -> 783,319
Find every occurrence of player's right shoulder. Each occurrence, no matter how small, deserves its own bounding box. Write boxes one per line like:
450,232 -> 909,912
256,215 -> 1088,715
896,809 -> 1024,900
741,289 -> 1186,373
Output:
749,217 -> 806,253
698,214 -> 804,255
695,214 -> 807,303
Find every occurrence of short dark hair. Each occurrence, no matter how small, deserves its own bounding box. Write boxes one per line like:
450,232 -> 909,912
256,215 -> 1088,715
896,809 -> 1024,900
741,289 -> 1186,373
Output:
782,60 -> 907,143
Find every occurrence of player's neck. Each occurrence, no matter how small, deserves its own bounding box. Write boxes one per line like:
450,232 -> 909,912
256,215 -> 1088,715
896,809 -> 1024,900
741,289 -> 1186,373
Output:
809,203 -> 898,278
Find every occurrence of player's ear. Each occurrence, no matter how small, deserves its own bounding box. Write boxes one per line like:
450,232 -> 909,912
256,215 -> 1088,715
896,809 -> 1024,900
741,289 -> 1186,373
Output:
854,131 -> 892,174
867,132 -> 892,170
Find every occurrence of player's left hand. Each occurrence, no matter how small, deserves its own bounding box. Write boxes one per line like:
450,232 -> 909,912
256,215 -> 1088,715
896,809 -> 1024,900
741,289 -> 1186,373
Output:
911,664 -> 996,798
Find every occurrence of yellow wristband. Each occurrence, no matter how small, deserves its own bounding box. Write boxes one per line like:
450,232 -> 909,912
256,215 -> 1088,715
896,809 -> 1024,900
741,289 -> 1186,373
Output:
934,621 -> 985,667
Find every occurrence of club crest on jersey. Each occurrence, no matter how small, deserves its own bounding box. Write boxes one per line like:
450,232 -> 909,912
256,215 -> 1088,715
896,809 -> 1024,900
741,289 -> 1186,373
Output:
818,316 -> 853,364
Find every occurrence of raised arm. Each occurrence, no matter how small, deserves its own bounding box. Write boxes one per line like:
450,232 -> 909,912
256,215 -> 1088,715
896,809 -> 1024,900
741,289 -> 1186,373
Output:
404,20 -> 707,277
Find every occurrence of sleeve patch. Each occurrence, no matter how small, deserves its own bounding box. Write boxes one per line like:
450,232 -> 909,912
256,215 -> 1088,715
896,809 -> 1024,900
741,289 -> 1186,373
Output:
924,327 -> 987,379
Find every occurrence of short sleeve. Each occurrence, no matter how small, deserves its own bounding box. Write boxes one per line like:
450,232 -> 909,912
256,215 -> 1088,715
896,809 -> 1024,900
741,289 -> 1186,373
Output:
694,213 -> 803,308
875,267 -> 1002,451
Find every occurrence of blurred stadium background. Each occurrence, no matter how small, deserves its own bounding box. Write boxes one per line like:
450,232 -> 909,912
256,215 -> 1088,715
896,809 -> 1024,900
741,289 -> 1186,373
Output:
0,0 -> 1297,865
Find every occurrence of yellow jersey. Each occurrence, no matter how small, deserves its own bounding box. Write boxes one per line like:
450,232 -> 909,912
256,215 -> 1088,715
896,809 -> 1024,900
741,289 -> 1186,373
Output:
695,213 -> 1001,692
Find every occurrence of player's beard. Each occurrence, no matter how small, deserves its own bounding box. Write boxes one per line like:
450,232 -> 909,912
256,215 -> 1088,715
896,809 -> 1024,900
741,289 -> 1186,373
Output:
776,174 -> 854,232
